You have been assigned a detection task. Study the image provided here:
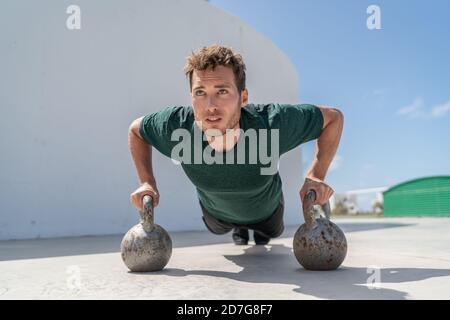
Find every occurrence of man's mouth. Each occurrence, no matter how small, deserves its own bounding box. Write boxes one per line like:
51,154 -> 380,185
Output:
205,117 -> 222,123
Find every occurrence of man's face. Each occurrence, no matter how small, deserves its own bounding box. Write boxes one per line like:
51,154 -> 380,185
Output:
191,65 -> 248,135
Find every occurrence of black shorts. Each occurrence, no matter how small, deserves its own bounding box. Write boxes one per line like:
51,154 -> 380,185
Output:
199,193 -> 285,238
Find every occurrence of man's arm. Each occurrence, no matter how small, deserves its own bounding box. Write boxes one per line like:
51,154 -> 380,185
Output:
129,117 -> 156,184
306,106 -> 344,180
128,117 -> 160,210
300,106 -> 344,205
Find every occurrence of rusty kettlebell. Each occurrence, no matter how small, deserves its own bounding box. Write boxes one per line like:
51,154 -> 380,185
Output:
121,195 -> 172,272
293,190 -> 347,270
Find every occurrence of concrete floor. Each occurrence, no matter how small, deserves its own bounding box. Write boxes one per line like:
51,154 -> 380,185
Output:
1,217 -> 450,300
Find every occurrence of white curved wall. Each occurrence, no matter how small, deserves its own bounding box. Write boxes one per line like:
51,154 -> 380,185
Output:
0,0 -> 304,240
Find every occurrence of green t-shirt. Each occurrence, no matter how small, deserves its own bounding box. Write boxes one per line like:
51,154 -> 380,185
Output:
139,103 -> 323,224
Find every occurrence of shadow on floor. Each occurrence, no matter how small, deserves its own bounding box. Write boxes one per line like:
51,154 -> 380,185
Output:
134,244 -> 450,300
0,222 -> 413,261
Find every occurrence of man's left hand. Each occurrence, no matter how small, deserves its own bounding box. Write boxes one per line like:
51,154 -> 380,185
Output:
300,177 -> 334,205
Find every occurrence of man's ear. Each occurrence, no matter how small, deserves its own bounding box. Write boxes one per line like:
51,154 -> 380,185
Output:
240,89 -> 249,107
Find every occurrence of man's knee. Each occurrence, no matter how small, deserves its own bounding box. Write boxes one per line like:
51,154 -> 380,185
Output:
255,201 -> 284,238
202,216 -> 232,235
262,223 -> 284,238
269,223 -> 284,238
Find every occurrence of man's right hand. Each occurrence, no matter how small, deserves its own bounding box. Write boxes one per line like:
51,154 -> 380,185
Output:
130,181 -> 160,212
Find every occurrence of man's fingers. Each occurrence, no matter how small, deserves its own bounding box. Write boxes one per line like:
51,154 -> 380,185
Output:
317,186 -> 334,205
140,191 -> 159,208
300,179 -> 335,205
131,195 -> 143,211
151,192 -> 159,207
130,190 -> 159,211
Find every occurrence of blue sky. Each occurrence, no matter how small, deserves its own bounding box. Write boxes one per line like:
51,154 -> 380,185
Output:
210,0 -> 450,193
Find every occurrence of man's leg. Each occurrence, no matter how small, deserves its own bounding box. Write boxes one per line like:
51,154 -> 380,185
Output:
199,201 -> 249,245
231,227 -> 249,245
249,193 -> 285,245
199,201 -> 234,235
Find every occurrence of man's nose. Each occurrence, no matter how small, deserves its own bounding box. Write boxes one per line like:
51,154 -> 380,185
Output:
206,97 -> 218,112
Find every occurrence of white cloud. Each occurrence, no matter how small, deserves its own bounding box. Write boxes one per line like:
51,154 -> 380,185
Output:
398,98 -> 450,119
431,101 -> 450,118
397,98 -> 426,118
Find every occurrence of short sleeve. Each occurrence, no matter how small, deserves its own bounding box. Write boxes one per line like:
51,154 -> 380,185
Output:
271,104 -> 324,154
139,106 -> 191,158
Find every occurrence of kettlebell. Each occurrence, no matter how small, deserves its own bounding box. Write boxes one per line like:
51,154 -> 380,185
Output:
293,190 -> 347,270
121,195 -> 172,272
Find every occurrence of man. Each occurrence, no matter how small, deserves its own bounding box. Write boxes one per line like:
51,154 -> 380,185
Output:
128,45 -> 343,245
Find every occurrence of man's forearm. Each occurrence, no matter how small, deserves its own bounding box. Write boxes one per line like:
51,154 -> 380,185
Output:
306,111 -> 344,181
128,128 -> 156,185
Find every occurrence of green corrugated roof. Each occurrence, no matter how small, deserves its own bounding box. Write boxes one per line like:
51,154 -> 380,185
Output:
383,176 -> 450,217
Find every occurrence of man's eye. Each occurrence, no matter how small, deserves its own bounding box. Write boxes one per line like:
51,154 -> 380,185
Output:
218,89 -> 228,94
195,91 -> 205,96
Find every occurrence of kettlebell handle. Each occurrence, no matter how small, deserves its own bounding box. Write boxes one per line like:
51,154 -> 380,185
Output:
302,190 -> 332,229
140,194 -> 154,232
